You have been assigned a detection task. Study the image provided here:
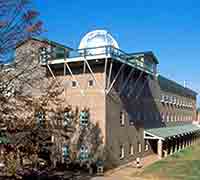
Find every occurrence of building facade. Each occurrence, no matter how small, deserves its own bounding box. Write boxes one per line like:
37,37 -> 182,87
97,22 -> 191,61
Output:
12,30 -> 200,168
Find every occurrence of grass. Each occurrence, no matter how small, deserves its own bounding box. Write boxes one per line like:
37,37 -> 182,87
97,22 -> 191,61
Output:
132,143 -> 200,180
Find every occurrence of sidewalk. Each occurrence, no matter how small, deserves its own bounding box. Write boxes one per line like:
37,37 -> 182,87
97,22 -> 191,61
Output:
91,154 -> 159,180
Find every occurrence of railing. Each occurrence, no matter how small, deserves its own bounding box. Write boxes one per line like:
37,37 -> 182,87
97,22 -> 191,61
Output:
69,46 -> 154,74
44,45 -> 154,74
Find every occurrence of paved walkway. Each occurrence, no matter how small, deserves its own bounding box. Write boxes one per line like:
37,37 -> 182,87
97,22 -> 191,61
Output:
91,154 -> 159,180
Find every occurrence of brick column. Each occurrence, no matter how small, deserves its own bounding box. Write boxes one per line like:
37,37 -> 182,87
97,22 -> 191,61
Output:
157,139 -> 163,159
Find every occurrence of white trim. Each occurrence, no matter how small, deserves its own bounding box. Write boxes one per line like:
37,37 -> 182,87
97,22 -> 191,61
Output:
144,131 -> 165,140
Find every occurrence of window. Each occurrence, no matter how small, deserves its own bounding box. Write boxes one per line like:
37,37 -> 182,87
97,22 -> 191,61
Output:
156,113 -> 160,121
79,145 -> 89,161
63,111 -> 73,127
170,114 -> 172,121
62,145 -> 69,160
137,142 -> 142,153
72,81 -> 77,88
161,112 -> 165,122
145,140 -> 149,151
137,112 -> 141,121
164,95 -> 169,103
80,110 -> 89,126
120,111 -> 125,126
88,79 -> 94,87
120,145 -> 125,159
169,96 -> 173,104
168,113 -> 171,121
161,95 -> 165,102
129,114 -> 134,126
35,111 -> 45,128
173,96 -> 177,104
129,144 -> 134,155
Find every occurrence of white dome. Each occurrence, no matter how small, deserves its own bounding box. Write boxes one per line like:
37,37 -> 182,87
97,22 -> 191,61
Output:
78,30 -> 119,49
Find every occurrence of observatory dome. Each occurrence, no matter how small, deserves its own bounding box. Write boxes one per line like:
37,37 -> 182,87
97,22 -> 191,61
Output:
78,30 -> 119,50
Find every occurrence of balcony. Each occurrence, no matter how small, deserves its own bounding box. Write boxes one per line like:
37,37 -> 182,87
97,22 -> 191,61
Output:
47,46 -> 155,75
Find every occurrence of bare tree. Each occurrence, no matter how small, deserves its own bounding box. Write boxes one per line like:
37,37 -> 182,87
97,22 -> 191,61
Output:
0,0 -> 42,63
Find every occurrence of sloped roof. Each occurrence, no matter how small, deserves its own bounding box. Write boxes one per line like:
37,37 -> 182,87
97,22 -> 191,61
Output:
158,75 -> 197,97
145,124 -> 200,139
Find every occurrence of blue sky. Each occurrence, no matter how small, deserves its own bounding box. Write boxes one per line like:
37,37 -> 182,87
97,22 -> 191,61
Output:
34,0 -> 200,105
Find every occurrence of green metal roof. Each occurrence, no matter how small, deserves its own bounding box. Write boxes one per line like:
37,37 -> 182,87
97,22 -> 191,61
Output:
146,124 -> 200,139
158,75 -> 197,98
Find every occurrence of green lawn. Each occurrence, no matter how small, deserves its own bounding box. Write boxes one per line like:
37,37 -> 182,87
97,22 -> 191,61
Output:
133,143 -> 200,180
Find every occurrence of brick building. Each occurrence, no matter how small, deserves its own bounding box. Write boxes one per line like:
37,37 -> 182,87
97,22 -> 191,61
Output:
12,30 -> 200,168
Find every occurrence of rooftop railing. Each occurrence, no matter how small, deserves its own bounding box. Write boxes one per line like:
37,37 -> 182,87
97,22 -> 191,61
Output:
40,45 -> 155,75
68,46 -> 154,74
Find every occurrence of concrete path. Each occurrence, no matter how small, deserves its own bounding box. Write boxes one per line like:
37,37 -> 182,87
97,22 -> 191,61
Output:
91,154 -> 159,180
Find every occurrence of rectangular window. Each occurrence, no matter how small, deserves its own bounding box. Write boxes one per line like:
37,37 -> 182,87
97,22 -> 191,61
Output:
88,79 -> 95,87
120,111 -> 125,126
130,144 -> 134,155
72,81 -> 77,88
161,94 -> 165,102
120,145 -> 125,159
161,112 -> 165,122
128,114 -> 134,126
62,145 -> 69,159
137,142 -> 142,153
35,111 -> 45,128
80,111 -> 89,126
164,95 -> 169,103
137,112 -> 141,121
